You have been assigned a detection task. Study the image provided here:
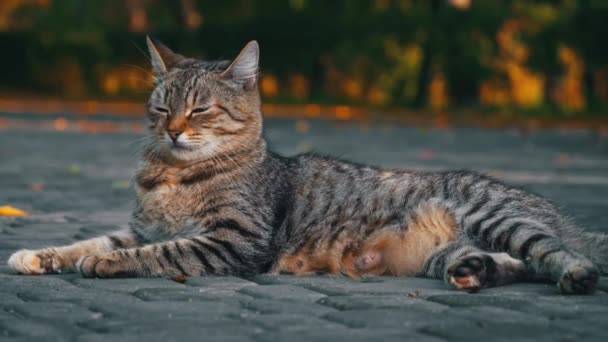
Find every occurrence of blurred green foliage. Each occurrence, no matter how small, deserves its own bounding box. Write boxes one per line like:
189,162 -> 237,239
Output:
0,0 -> 607,114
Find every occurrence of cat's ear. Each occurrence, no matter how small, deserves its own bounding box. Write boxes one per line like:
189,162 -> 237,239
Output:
221,40 -> 259,90
146,36 -> 185,74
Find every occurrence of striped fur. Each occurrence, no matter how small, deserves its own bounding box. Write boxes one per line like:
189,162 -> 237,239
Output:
8,39 -> 608,294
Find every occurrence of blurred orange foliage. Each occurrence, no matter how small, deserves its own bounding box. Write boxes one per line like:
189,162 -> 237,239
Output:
554,45 -> 585,111
481,18 -> 545,108
428,70 -> 449,109
289,73 -> 310,100
260,74 -> 280,97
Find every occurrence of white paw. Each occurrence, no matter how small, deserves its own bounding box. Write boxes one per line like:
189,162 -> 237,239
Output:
7,249 -> 45,275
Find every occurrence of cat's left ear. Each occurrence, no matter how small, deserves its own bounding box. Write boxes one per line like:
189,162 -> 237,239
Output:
221,40 -> 259,90
146,36 -> 186,75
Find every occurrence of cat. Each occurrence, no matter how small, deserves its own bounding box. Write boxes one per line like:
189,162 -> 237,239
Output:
8,37 -> 608,294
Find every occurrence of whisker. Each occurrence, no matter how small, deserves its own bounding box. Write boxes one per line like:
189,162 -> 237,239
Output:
131,40 -> 152,64
123,63 -> 155,78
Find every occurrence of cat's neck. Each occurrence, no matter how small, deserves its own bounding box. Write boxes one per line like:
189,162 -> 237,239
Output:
136,139 -> 267,190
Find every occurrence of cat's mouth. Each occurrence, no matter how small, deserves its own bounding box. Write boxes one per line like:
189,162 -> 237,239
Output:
169,141 -> 192,150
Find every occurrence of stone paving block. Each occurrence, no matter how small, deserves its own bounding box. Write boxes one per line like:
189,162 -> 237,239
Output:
1,213 -> 76,226
76,210 -> 132,226
73,223 -> 123,239
0,316 -> 72,339
0,292 -> 24,306
251,274 -> 356,286
133,287 -> 253,302
184,275 -> 258,289
479,282 -> 565,296
242,298 -> 337,316
551,315 -> 608,339
0,309 -> 17,321
0,338 -> 68,342
524,295 -> 608,319
0,252 -> 13,263
87,300 -> 246,321
255,327 -> 446,342
597,277 -> 608,292
447,306 -> 552,326
0,272 -> 78,291
323,308 -> 454,329
77,332 -> 257,342
6,276 -> 143,305
318,295 -> 449,312
15,286 -> 136,304
425,293 -> 537,311
1,238 -> 76,252
79,319 -> 261,337
4,302 -> 104,326
238,312 -> 344,331
304,277 -> 458,297
238,284 -> 326,302
5,221 -> 83,233
417,318 -> 580,342
73,278 -> 187,292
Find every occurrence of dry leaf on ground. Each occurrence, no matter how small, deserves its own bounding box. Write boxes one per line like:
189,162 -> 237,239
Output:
0,205 -> 28,217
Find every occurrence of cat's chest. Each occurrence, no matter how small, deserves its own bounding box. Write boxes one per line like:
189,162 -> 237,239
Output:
136,183 -> 203,224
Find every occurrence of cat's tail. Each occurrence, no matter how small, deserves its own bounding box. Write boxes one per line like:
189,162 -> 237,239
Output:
566,231 -> 608,274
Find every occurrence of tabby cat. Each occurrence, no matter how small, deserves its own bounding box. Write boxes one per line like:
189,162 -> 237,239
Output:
8,38 -> 608,294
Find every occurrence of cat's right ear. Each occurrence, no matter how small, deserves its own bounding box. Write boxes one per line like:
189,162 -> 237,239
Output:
221,40 -> 259,90
146,36 -> 185,74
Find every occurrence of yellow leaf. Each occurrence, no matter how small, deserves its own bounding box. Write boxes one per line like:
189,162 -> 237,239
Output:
0,205 -> 28,217
112,180 -> 130,189
67,164 -> 81,174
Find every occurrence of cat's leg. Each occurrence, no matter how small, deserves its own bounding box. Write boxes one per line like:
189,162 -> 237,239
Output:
421,241 -> 527,292
506,228 -> 598,294
77,232 -> 261,278
467,216 -> 599,294
7,230 -> 138,275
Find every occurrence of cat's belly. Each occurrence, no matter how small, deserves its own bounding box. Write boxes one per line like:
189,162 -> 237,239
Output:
272,204 -> 457,277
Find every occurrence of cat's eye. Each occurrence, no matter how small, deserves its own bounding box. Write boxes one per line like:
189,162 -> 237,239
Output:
153,106 -> 170,115
190,106 -> 211,116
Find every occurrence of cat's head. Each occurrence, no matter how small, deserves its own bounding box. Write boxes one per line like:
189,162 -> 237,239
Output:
144,37 -> 262,162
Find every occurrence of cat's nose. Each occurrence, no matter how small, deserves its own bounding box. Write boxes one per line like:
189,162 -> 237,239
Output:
167,129 -> 183,142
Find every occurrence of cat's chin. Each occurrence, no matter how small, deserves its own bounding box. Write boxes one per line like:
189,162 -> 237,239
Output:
166,143 -> 217,162
168,147 -> 201,161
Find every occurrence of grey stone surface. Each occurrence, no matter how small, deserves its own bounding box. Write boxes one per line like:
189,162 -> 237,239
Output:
1,118 -> 608,341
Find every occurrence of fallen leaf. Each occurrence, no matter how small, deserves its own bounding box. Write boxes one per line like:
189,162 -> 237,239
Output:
112,180 -> 130,189
54,117 -> 69,131
27,183 -> 44,191
418,149 -> 434,160
297,142 -> 312,153
66,164 -> 80,175
0,205 -> 28,217
556,153 -> 574,166
406,290 -> 421,297
295,120 -> 310,133
172,275 -> 187,283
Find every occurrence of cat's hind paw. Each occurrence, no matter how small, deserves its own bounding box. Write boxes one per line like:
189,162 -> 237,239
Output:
446,254 -> 495,293
558,264 -> 598,295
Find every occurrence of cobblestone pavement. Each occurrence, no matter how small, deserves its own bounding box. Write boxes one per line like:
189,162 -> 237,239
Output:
1,118 -> 608,341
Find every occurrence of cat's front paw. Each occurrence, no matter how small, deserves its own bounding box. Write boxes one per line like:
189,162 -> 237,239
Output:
8,250 -> 44,275
78,253 -> 127,278
7,249 -> 67,275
